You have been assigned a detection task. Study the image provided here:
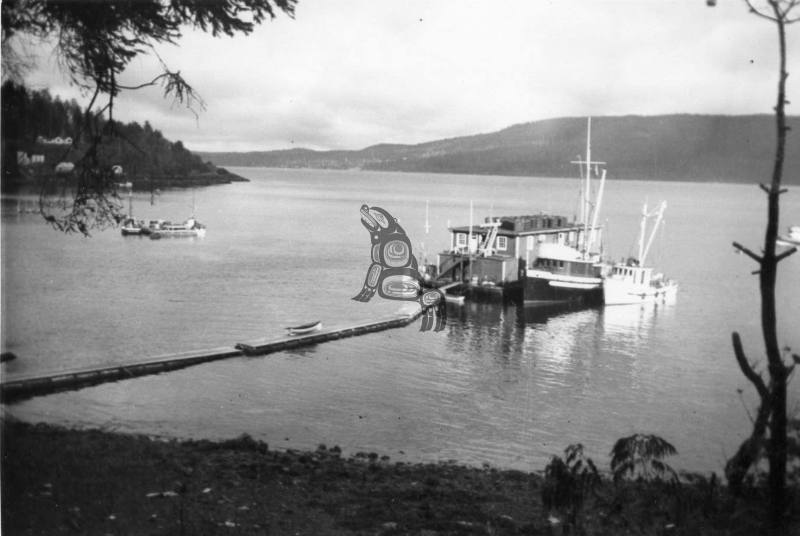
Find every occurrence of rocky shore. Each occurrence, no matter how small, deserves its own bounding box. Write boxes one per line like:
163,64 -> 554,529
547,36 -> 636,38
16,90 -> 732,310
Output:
1,420 -> 795,535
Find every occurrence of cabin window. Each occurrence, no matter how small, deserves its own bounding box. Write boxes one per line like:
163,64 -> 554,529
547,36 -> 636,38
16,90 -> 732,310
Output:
456,233 -> 467,247
558,261 -> 564,268
496,236 -> 508,251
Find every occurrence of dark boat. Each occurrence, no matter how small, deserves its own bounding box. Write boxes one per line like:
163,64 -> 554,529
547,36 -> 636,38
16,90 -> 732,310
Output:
523,117 -> 607,308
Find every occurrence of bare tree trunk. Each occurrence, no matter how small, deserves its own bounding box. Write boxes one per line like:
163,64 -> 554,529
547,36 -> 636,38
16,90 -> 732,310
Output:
763,7 -> 789,526
730,2 -> 797,532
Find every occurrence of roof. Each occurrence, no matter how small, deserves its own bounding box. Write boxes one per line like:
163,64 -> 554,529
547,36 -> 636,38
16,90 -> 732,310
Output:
447,213 -> 597,236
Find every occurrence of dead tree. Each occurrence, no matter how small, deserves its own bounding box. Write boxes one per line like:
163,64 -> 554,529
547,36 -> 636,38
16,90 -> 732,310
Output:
720,0 -> 799,530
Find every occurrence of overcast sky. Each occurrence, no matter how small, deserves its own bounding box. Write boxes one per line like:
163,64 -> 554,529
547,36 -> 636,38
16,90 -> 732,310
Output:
19,0 -> 800,152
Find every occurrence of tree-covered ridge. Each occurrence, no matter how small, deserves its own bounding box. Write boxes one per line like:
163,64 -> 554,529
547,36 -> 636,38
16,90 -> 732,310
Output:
201,115 -> 800,184
1,81 -> 244,190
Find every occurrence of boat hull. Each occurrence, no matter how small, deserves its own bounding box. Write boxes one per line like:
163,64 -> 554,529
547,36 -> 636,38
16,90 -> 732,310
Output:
150,228 -> 206,239
523,272 -> 604,307
603,279 -> 678,306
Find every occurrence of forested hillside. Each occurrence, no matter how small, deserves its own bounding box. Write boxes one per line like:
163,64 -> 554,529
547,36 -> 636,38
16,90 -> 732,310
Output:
200,115 -> 800,184
1,82 -> 245,191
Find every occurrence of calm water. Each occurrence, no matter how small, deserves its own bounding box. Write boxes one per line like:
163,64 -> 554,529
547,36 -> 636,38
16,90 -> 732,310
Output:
2,168 -> 799,474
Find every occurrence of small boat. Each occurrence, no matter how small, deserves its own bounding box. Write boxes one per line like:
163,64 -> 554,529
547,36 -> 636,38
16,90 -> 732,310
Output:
286,320 -> 322,336
444,292 -> 466,305
777,225 -> 800,247
121,217 -> 147,236
149,218 -> 206,239
120,189 -> 148,236
603,200 -> 678,306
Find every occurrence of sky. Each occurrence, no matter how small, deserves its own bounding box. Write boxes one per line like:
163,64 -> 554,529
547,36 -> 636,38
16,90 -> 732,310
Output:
15,0 -> 800,153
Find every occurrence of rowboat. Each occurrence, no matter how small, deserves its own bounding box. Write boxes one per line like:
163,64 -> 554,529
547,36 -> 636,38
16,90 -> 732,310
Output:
286,320 -> 322,336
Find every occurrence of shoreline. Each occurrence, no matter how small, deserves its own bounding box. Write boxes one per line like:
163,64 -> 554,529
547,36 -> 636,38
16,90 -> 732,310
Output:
2,419 -> 795,535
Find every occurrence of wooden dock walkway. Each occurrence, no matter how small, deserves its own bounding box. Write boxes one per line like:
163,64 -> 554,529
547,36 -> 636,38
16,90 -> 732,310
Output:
1,309 -> 422,404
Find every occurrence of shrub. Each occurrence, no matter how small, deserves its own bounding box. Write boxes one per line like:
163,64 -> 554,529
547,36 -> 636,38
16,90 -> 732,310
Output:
610,434 -> 678,484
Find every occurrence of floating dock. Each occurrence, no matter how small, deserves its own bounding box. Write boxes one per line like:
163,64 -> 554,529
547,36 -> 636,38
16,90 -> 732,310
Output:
1,309 -> 422,404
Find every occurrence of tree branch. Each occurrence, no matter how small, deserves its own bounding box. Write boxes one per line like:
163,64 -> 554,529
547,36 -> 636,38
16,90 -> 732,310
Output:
733,241 -> 763,263
776,247 -> 797,262
732,332 -> 769,400
746,0 -> 780,21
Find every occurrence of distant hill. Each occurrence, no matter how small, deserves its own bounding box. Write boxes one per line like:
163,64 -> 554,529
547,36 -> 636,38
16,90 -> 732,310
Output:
198,115 -> 800,184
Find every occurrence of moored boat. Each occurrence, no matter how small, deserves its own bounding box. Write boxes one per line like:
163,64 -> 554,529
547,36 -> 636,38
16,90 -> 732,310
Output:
603,200 -> 678,306
149,218 -> 206,239
120,187 -> 147,236
120,218 -> 147,236
777,225 -> 800,247
523,117 -> 608,308
525,242 -> 606,307
286,320 -> 322,336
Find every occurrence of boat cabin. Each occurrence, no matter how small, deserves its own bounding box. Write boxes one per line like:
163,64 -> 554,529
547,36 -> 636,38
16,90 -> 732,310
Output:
437,213 -> 601,289
609,261 -> 655,287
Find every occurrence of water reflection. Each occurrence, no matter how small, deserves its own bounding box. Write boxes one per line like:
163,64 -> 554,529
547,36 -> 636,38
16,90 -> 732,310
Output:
601,305 -> 659,357
442,300 -> 680,398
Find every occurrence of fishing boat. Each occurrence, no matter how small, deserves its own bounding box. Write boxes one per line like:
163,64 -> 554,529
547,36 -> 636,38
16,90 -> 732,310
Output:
777,225 -> 800,247
603,200 -> 678,306
147,189 -> 206,239
120,187 -> 148,236
149,218 -> 206,239
523,117 -> 607,308
121,218 -> 148,235
286,320 -> 322,336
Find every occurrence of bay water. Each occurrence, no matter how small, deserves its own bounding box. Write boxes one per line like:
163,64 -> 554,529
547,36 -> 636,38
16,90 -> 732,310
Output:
2,167 -> 799,474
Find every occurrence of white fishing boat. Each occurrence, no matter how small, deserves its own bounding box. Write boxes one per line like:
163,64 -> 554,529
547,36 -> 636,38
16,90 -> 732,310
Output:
148,190 -> 206,239
603,200 -> 678,306
120,187 -> 147,236
148,218 -> 206,239
121,218 -> 147,235
777,225 -> 800,247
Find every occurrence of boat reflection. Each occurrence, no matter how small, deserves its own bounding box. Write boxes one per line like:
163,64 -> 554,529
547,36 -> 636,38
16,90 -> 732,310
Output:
600,302 -> 665,357
441,298 -> 676,398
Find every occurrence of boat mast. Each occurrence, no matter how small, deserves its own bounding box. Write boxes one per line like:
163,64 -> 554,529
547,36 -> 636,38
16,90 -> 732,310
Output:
425,200 -> 430,235
588,168 -> 607,254
570,117 -> 605,256
637,201 -> 649,263
584,117 -> 592,250
640,201 -> 667,265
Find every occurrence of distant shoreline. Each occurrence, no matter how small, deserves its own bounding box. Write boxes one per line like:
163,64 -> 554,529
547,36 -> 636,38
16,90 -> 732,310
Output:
198,114 -> 800,186
0,167 -> 249,195
217,164 -> 771,186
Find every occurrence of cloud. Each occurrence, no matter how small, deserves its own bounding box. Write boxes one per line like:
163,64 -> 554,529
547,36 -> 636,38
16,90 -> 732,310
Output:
14,0 -> 799,152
